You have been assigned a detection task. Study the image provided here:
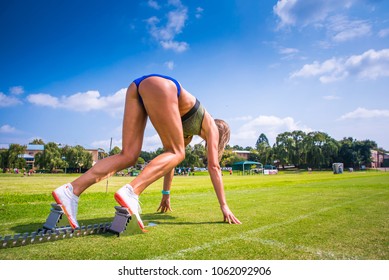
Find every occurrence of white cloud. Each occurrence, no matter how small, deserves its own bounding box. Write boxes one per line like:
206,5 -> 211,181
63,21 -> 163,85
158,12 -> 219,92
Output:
327,15 -> 371,42
63,91 -> 105,110
346,49 -> 389,79
273,0 -> 356,28
274,1 -> 371,44
195,7 -> 204,19
290,57 -> 347,83
91,138 -> 122,151
231,115 -> 312,146
9,86 -> 24,95
164,60 -> 175,70
0,92 -> 22,107
146,0 -> 189,52
27,93 -> 60,107
141,134 -> 162,151
160,40 -> 188,52
278,47 -> 300,60
147,0 -> 160,10
279,47 -> 299,55
27,88 -> 126,115
273,0 -> 298,27
0,124 -> 17,133
340,107 -> 389,120
291,48 -> 389,83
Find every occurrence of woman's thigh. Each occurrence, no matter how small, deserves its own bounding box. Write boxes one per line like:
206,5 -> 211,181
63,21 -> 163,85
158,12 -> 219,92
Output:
139,77 -> 184,151
121,83 -> 148,155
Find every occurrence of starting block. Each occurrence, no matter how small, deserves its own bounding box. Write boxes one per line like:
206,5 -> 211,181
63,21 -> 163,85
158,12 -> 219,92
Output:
1,203 -> 147,249
43,203 -> 69,230
43,203 -> 146,235
108,206 -> 147,236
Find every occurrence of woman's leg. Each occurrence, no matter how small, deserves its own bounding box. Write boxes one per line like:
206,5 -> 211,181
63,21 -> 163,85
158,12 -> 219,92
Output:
71,83 -> 148,196
128,77 -> 186,195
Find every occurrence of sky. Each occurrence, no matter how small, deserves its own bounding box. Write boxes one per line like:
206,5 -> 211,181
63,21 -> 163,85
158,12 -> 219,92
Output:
1,0 -> 389,152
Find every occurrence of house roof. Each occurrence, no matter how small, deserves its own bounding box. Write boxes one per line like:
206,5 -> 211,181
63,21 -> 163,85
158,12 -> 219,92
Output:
18,154 -> 35,160
232,161 -> 262,171
232,161 -> 262,165
27,144 -> 44,151
232,150 -> 251,154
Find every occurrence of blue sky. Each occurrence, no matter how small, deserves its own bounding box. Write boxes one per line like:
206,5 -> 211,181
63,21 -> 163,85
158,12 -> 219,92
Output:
1,0 -> 389,151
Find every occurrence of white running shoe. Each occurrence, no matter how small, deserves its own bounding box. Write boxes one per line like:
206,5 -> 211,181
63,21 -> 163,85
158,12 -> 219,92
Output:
114,184 -> 145,229
52,183 -> 80,229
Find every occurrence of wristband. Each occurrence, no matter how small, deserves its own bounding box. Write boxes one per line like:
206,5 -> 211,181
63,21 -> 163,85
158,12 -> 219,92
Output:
162,190 -> 170,195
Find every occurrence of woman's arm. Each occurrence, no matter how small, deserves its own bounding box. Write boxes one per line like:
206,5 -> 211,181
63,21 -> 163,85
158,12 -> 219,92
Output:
202,114 -> 241,224
157,168 -> 174,212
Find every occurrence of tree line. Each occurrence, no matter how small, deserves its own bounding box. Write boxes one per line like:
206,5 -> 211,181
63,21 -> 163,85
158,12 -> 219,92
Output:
0,131 -> 384,173
0,139 -> 95,173
113,130 -> 383,170
250,131 -> 380,170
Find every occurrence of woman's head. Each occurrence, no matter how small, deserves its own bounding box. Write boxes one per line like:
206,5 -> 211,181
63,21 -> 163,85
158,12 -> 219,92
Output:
214,119 -> 230,162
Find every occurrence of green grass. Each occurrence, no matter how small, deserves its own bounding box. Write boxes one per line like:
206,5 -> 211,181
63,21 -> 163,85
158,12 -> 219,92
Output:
0,171 -> 388,260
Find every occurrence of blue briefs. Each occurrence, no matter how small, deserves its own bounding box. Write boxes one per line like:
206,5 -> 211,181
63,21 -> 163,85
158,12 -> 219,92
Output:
133,74 -> 181,105
132,74 -> 204,137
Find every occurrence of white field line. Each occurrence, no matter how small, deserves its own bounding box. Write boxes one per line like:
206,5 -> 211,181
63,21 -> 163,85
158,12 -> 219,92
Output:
152,192 -> 387,260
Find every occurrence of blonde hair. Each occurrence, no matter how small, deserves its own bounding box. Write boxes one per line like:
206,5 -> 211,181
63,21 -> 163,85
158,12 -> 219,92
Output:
214,119 -> 230,162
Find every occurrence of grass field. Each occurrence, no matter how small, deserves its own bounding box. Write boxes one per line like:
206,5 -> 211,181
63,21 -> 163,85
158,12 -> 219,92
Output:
0,171 -> 388,260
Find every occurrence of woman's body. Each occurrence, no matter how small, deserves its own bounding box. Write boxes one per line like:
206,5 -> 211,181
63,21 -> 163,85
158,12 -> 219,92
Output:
52,74 -> 241,229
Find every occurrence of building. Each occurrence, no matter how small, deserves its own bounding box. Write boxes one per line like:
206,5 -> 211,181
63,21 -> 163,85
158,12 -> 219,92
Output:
384,154 -> 389,168
26,144 -> 45,157
232,150 -> 250,160
86,148 -> 100,165
370,149 -> 385,168
22,144 -> 43,170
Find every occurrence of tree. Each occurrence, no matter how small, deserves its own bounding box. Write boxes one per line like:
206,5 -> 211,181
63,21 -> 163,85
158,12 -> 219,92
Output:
231,145 -> 245,151
337,137 -> 355,168
255,133 -> 272,164
63,145 -> 93,172
0,149 -> 9,171
255,133 -> 269,149
7,144 -> 26,169
110,146 -> 121,156
355,139 -> 377,167
222,149 -> 246,167
272,131 -> 308,168
290,130 -> 307,168
98,148 -> 108,160
140,151 -> 152,162
29,139 -> 45,145
273,132 -> 293,167
321,135 -> 339,168
193,144 -> 206,167
137,157 -> 145,165
34,142 -> 66,171
337,138 -> 376,169
180,144 -> 207,168
305,132 -> 338,169
180,145 -> 197,168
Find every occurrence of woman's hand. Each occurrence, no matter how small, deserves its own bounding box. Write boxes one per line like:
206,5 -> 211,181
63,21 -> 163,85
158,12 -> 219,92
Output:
221,204 -> 242,224
157,195 -> 172,213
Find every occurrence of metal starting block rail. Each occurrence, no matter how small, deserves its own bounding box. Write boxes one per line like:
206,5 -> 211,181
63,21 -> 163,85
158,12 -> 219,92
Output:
1,203 -> 146,249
